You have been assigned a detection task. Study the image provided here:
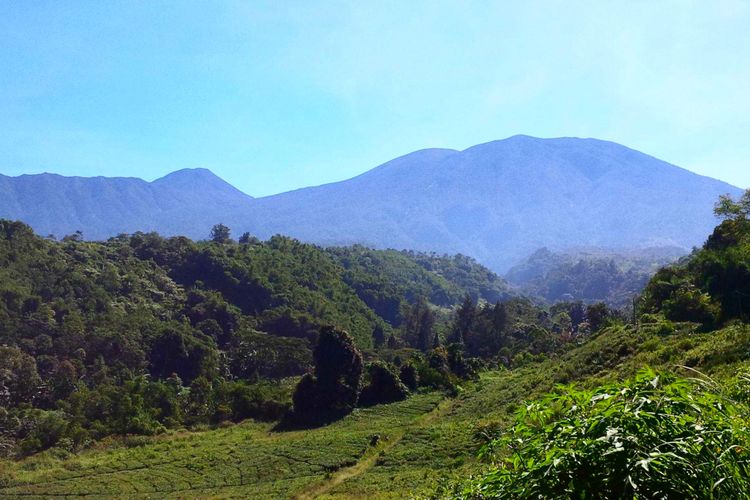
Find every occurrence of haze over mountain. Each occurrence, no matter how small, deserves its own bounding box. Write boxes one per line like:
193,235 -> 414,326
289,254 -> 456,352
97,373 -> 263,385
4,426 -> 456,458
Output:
0,135 -> 742,271
243,135 -> 742,270
0,168 -> 253,239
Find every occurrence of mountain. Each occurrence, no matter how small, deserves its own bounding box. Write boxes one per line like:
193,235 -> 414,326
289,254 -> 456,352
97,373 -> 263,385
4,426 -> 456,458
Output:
0,168 -> 252,240
244,136 -> 743,270
0,136 -> 743,270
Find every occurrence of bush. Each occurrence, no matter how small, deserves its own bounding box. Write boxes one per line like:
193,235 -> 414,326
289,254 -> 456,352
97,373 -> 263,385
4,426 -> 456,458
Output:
214,380 -> 290,422
359,362 -> 409,407
399,363 -> 419,391
662,283 -> 721,328
456,370 -> 750,499
287,327 -> 363,426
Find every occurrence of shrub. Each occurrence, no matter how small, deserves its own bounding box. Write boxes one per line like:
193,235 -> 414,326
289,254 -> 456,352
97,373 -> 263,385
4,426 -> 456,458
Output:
457,370 -> 750,499
399,363 -> 419,391
287,327 -> 363,426
662,283 -> 721,328
359,362 -> 409,407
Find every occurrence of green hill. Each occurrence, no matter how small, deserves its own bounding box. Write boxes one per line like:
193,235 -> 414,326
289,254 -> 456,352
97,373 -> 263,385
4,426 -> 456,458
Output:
0,220 -> 526,458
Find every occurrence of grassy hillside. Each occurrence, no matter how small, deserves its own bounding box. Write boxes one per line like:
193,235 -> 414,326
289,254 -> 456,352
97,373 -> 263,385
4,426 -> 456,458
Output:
2,321 -> 747,498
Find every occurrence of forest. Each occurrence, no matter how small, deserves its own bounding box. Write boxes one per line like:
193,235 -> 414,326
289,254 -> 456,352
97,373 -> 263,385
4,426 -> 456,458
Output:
0,219 -> 595,456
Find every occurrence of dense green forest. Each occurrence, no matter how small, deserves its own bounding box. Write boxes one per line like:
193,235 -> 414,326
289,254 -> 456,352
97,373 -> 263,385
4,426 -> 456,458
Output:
0,220 -> 588,457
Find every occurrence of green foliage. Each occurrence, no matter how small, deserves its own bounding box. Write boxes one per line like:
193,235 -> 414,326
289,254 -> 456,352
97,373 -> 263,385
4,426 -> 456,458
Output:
715,190 -> 750,223
506,247 -> 682,308
359,361 -> 409,407
452,297 -> 578,361
209,223 -> 231,243
328,246 -> 511,327
458,370 -> 750,499
7,220 -> 510,453
289,327 -> 364,426
642,191 -> 750,326
399,363 -> 419,391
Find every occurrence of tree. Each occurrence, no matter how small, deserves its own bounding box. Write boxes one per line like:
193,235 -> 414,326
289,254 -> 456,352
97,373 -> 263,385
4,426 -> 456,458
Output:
238,232 -> 259,245
210,223 -> 231,243
290,326 -> 363,424
463,302 -> 508,358
714,189 -> 750,222
359,361 -> 409,407
447,343 -> 474,379
586,302 -> 611,332
490,301 -> 508,335
62,230 -> 83,242
451,294 -> 476,344
372,324 -> 386,348
417,304 -> 436,352
399,363 -> 419,391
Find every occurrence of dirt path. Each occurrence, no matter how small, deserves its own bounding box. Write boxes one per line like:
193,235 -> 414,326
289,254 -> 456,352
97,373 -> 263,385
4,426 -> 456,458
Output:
293,397 -> 453,500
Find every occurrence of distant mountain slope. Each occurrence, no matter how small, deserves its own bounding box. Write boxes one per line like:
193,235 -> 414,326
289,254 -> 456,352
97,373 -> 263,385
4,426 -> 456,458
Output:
0,136 -> 742,270
245,136 -> 743,270
505,246 -> 686,307
0,168 -> 252,240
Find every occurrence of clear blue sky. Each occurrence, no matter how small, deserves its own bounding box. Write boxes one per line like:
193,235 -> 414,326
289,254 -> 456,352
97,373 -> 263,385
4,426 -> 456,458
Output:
1,1 -> 748,196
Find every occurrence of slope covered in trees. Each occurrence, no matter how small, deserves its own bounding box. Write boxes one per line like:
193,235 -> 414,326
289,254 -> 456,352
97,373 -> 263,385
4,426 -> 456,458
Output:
505,246 -> 684,307
450,189 -> 750,498
0,219 -> 532,456
327,245 -> 513,326
2,191 -> 750,497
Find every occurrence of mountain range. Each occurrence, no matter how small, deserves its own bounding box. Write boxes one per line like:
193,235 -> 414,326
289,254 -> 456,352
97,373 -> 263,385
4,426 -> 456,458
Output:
0,135 -> 742,271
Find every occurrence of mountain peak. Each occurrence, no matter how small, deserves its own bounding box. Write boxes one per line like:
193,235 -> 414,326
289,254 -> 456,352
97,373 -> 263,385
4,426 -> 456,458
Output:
154,167 -> 221,183
152,168 -> 253,199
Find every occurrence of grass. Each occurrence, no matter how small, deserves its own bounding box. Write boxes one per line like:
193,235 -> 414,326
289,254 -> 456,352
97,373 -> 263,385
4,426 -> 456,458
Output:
0,394 -> 442,498
2,322 -> 748,498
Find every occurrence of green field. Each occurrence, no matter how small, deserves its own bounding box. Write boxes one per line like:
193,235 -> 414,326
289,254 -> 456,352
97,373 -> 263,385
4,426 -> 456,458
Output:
0,374 -> 518,499
0,393 -> 445,498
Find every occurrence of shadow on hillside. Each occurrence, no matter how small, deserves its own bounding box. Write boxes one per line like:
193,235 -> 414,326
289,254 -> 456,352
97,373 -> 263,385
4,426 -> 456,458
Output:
272,409 -> 350,432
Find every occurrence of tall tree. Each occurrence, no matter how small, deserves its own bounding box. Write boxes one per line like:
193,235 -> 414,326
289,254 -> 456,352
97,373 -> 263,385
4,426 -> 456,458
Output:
291,326 -> 363,424
417,304 -> 436,352
210,223 -> 231,243
450,294 -> 476,344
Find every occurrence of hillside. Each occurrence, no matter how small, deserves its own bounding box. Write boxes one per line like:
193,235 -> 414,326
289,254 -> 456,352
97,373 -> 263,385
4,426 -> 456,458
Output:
2,313 -> 747,497
0,219 -> 539,458
1,136 -> 742,271
505,246 -> 685,307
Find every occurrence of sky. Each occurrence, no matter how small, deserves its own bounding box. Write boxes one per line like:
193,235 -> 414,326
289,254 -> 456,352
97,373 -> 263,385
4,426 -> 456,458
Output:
1,1 -> 749,196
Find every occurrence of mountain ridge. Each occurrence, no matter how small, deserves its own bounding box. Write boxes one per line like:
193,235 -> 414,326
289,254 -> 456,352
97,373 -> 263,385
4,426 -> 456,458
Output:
0,136 -> 742,270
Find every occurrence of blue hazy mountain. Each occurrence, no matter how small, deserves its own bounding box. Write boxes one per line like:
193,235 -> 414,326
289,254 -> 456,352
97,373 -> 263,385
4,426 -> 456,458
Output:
243,136 -> 742,270
0,136 -> 742,271
0,168 -> 253,239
